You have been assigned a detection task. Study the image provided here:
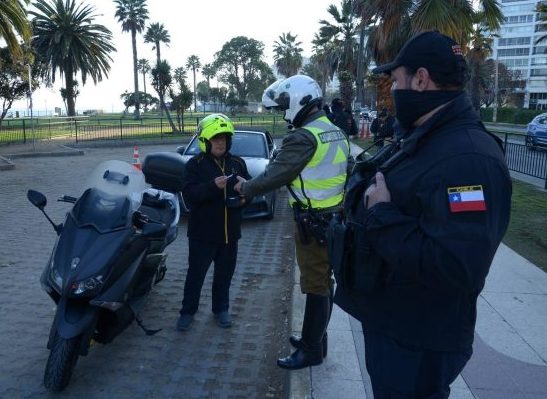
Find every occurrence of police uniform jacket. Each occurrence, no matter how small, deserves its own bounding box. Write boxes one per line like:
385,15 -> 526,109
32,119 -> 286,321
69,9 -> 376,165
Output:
335,92 -> 512,352
182,152 -> 251,244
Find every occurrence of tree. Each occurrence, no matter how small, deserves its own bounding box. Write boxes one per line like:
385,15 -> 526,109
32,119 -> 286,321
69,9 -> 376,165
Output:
31,0 -> 115,117
307,36 -> 338,96
0,47 -> 34,125
316,0 -> 360,108
0,0 -> 31,61
144,22 -> 170,62
467,26 -> 493,112
357,0 -> 504,110
481,59 -> 526,108
151,60 -> 177,132
114,0 -> 149,119
120,90 -> 157,113
201,63 -> 216,88
210,86 -> 228,112
186,55 -> 201,111
170,73 -> 193,132
273,32 -> 303,77
137,58 -> 150,110
60,80 -> 79,114
214,36 -> 271,103
196,81 -> 210,107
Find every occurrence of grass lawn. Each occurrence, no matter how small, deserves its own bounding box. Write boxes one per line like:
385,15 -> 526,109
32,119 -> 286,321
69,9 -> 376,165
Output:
503,180 -> 547,273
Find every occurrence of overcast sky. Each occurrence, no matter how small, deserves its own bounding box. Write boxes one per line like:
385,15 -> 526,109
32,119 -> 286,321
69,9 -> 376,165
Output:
12,0 -> 339,115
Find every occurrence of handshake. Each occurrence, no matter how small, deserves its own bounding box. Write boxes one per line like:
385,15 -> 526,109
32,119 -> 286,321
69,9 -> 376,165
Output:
234,175 -> 246,194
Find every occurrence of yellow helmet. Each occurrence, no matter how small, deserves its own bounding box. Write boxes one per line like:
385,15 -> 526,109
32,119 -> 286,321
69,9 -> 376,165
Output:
197,113 -> 235,153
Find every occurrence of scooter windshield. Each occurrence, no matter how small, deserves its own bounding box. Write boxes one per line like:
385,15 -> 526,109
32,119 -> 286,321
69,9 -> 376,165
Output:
71,160 -> 146,232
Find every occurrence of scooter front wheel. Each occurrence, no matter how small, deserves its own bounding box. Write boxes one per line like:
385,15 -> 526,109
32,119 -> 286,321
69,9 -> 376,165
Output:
43,333 -> 81,392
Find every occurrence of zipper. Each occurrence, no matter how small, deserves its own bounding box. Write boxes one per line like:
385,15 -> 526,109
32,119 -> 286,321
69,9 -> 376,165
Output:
214,158 -> 228,244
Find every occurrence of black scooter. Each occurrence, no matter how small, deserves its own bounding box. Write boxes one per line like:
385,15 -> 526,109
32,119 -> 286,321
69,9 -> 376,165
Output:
27,152 -> 184,392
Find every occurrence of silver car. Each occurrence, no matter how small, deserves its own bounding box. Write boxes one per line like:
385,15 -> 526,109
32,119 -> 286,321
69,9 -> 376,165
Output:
176,129 -> 277,220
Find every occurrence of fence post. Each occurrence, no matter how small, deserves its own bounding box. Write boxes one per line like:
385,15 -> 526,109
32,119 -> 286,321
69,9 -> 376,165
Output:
22,119 -> 27,143
74,119 -> 78,143
160,117 -> 163,137
120,118 -> 123,141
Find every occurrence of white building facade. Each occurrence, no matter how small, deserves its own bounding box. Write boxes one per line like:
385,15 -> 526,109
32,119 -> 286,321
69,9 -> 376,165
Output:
493,0 -> 547,109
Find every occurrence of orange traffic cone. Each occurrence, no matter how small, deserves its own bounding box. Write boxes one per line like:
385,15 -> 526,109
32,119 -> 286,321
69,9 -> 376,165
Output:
132,145 -> 142,170
365,122 -> 370,139
359,120 -> 366,139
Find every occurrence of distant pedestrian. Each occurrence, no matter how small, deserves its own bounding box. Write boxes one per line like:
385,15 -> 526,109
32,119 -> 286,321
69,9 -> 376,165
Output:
335,31 -> 512,399
330,98 -> 355,139
370,108 -> 395,148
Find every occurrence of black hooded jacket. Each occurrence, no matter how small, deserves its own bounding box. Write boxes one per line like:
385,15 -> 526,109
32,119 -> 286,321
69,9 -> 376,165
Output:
334,93 -> 512,352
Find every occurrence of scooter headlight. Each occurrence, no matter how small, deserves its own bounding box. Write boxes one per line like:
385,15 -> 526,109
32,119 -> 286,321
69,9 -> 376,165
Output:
50,268 -> 63,291
70,276 -> 103,297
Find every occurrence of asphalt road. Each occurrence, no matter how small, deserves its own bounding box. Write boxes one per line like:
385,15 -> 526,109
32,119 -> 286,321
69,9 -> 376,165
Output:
0,144 -> 294,398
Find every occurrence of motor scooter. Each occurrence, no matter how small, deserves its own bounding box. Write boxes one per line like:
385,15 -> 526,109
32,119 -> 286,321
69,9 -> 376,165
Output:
27,152 -> 184,392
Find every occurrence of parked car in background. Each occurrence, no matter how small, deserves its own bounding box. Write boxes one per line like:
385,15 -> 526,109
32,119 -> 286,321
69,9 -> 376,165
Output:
176,129 -> 277,220
526,113 -> 547,150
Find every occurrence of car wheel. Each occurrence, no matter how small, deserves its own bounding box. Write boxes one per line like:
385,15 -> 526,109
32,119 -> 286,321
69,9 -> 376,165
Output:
264,193 -> 276,220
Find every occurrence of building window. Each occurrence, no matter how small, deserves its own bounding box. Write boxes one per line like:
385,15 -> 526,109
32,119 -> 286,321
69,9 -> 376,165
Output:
498,48 -> 530,56
504,15 -> 534,24
531,68 -> 547,76
499,37 -> 531,46
531,57 -> 547,65
533,46 -> 547,55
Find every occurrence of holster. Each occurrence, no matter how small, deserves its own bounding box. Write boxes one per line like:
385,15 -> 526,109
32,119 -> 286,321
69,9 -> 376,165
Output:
293,203 -> 332,247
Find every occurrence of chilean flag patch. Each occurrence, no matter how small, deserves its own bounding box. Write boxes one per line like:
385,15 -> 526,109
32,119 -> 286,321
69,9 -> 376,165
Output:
447,185 -> 487,213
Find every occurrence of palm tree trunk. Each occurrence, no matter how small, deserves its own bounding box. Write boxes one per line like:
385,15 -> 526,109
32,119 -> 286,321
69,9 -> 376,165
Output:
131,28 -> 140,119
65,62 -> 76,117
160,97 -> 178,132
141,71 -> 148,112
355,25 -> 366,106
156,46 -> 164,117
193,69 -> 197,111
376,76 -> 393,112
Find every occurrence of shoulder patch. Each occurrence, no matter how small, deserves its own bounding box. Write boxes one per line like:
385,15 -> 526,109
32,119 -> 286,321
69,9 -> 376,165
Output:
447,185 -> 486,213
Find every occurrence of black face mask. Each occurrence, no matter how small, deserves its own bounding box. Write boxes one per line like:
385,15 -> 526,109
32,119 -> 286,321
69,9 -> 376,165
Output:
392,90 -> 462,130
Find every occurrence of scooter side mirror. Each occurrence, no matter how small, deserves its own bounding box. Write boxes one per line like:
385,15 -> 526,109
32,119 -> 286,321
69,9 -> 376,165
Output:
176,145 -> 186,155
27,189 -> 47,210
142,222 -> 168,239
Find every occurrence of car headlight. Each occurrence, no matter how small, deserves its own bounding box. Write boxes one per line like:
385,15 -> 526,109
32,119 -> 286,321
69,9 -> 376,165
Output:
70,275 -> 104,297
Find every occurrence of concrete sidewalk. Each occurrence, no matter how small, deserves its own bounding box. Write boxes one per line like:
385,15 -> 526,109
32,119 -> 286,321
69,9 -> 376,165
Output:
286,242 -> 547,398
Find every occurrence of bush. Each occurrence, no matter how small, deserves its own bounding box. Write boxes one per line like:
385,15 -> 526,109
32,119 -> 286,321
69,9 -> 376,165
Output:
480,107 -> 545,124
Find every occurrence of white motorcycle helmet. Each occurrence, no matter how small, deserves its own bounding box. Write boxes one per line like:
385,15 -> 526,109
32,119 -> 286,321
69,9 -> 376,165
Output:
262,80 -> 283,109
264,75 -> 323,127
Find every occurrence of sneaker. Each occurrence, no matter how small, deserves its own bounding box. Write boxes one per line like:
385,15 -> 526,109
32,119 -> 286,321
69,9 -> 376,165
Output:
176,314 -> 194,331
214,311 -> 232,328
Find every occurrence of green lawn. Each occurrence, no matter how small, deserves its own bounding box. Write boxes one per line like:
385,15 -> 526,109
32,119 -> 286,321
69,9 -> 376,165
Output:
503,180 -> 547,273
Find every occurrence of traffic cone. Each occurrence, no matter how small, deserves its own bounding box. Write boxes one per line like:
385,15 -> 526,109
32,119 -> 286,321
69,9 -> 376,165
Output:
365,122 -> 370,139
359,120 -> 365,139
132,145 -> 142,170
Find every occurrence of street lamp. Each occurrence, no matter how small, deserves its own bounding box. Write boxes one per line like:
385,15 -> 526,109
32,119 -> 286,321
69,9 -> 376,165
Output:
27,63 -> 36,151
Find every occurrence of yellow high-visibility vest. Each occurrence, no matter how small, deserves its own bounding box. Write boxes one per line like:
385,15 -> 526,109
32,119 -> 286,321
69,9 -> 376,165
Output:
289,115 -> 349,209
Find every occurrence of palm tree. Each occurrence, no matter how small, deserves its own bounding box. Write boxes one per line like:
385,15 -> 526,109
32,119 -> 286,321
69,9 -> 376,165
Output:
467,26 -> 493,112
114,0 -> 149,118
357,0 -> 504,109
273,32 -> 303,77
144,22 -> 170,63
0,0 -> 31,60
137,58 -> 150,110
201,63 -> 216,88
31,0 -> 115,117
308,35 -> 339,96
151,59 -> 177,131
186,55 -> 201,111
317,0 -> 360,108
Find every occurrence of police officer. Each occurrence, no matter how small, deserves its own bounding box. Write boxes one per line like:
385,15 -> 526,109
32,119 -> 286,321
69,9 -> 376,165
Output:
235,75 -> 349,370
334,31 -> 512,398
176,114 -> 251,331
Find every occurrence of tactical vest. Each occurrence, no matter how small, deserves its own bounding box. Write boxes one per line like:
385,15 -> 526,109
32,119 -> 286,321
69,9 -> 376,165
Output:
289,115 -> 349,209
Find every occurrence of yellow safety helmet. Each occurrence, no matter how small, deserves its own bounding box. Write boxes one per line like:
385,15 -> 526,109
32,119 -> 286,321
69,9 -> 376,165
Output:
197,113 -> 235,153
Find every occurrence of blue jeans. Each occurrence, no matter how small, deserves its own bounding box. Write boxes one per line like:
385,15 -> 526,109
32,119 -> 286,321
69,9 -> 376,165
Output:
180,239 -> 238,315
363,328 -> 472,398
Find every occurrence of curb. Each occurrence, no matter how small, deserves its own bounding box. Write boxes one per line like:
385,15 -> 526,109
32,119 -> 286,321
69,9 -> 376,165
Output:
0,155 -> 15,171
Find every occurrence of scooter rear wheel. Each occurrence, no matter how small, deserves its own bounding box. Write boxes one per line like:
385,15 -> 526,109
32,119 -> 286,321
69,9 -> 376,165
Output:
43,333 -> 81,392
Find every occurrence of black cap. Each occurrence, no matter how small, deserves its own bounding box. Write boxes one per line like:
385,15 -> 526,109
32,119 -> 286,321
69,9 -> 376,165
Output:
372,31 -> 464,75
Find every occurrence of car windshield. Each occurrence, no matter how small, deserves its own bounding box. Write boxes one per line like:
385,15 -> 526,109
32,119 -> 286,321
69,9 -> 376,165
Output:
534,115 -> 547,125
185,132 -> 268,158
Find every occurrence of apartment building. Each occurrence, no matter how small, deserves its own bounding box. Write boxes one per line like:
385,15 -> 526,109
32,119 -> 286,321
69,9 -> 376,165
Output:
493,0 -> 547,109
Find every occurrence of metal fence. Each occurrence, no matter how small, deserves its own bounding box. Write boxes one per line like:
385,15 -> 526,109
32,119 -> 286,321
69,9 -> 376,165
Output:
1,117 -> 546,188
0,115 -> 285,145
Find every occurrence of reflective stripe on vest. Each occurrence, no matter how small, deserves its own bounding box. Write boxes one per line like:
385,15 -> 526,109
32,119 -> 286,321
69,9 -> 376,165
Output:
289,115 -> 349,209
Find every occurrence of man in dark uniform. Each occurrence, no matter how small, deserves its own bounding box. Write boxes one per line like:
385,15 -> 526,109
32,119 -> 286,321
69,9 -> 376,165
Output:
334,31 -> 512,398
176,114 -> 251,331
235,75 -> 349,370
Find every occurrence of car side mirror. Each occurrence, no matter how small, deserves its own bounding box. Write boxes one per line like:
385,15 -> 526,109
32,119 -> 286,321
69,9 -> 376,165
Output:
176,146 -> 186,155
27,189 -> 47,210
142,222 -> 168,239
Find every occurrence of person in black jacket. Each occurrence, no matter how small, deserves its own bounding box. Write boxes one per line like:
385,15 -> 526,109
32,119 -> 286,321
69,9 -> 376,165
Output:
334,31 -> 512,398
331,98 -> 355,139
176,114 -> 251,331
370,108 -> 395,148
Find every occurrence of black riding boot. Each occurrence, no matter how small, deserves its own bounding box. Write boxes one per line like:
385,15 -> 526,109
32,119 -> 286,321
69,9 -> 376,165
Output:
277,293 -> 330,370
289,286 -> 333,358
